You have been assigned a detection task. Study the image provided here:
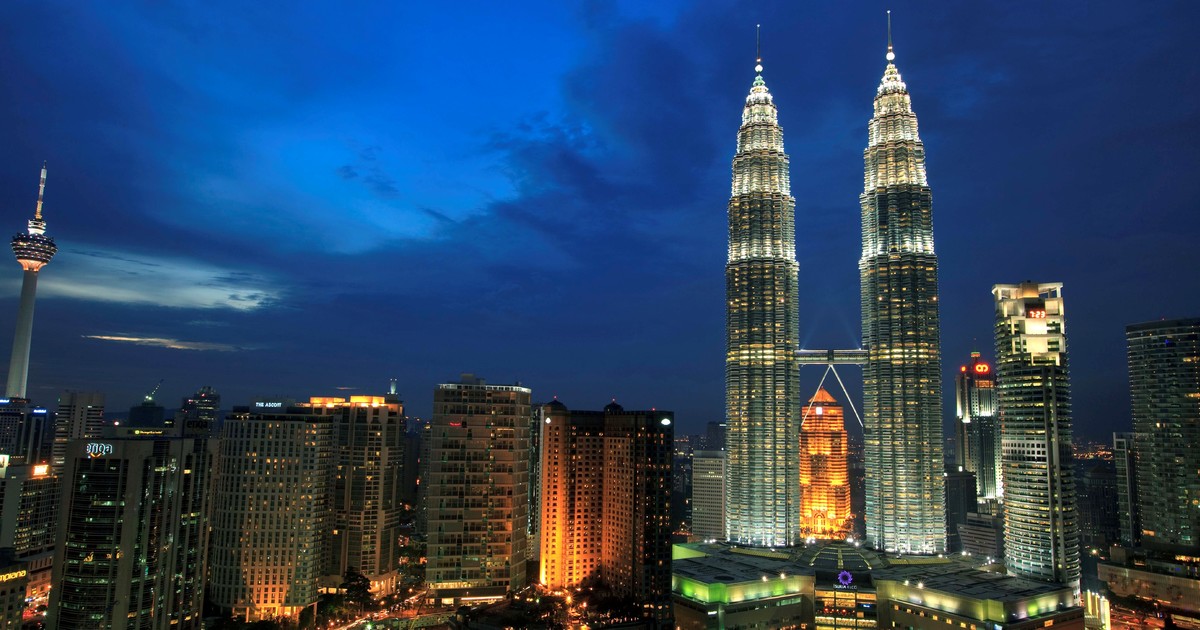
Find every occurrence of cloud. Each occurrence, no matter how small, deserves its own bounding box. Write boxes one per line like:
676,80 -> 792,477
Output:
83,335 -> 244,352
32,247 -> 281,311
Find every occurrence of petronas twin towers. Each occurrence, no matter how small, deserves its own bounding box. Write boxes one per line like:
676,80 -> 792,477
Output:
725,25 -> 945,553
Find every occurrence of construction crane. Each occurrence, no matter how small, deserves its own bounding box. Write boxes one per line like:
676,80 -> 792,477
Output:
144,379 -> 163,403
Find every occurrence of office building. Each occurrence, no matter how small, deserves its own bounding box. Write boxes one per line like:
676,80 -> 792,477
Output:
691,450 -> 726,542
425,375 -> 529,605
310,394 -> 405,596
208,401 -> 333,622
1112,432 -> 1140,547
955,352 -> 1000,501
52,391 -> 105,471
798,388 -> 852,541
5,164 -> 56,400
179,385 -> 220,435
724,49 -> 801,548
1126,317 -> 1200,554
0,399 -> 52,465
958,512 -> 1004,560
945,468 -> 978,553
860,22 -> 945,555
47,427 -> 215,629
993,282 -> 1080,589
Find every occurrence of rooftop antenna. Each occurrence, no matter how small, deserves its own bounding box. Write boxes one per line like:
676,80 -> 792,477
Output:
886,10 -> 895,62
34,162 -> 46,221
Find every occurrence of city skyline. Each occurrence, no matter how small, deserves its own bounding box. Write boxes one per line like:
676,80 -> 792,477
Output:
1,3 -> 1198,438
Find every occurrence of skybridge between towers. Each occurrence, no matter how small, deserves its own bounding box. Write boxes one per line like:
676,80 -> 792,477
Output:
796,348 -> 868,366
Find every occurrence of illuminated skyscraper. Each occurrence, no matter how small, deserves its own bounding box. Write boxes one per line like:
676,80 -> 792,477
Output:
5,164 -> 56,399
51,391 -> 105,472
993,282 -> 1080,590
725,48 -> 800,548
955,352 -> 1000,501
799,388 -> 852,541
860,20 -> 945,554
1126,317 -> 1200,554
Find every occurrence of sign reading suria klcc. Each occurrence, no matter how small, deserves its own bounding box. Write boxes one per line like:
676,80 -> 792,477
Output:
86,442 -> 114,458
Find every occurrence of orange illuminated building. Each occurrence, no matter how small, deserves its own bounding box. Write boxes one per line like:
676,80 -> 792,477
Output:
799,388 -> 852,540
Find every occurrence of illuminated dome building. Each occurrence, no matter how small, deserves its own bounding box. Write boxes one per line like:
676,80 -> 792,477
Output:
6,163 -> 57,399
799,388 -> 852,541
724,46 -> 801,548
859,17 -> 946,554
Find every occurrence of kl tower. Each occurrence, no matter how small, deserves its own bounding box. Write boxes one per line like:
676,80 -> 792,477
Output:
6,163 -> 57,398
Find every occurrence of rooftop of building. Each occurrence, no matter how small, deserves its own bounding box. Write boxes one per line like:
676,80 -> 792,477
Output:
873,563 -> 1073,602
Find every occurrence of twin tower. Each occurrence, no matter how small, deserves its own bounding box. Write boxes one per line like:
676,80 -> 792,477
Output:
725,26 -> 944,553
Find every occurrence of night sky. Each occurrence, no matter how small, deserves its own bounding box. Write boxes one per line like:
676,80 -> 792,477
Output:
0,2 -> 1197,439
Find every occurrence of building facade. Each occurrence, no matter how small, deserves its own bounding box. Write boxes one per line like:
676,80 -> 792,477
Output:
860,33 -> 945,555
724,54 -> 801,548
798,388 -> 852,541
955,352 -> 1000,502
426,375 -> 529,604
1126,317 -> 1200,554
690,450 -> 726,543
993,282 -> 1080,590
47,429 -> 214,629
208,403 -> 333,622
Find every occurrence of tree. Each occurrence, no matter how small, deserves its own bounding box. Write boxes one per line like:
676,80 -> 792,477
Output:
341,567 -> 375,612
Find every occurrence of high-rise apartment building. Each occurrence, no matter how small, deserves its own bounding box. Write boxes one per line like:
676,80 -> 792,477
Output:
52,391 -> 105,471
5,164 -> 56,400
47,427 -> 215,629
209,402 -> 333,622
799,388 -> 852,541
1112,432 -> 1140,547
311,394 -> 405,595
993,282 -> 1080,590
724,51 -> 801,548
1126,318 -> 1200,554
860,26 -> 945,555
539,401 -> 673,625
691,450 -> 726,542
955,353 -> 1000,501
426,375 -> 529,604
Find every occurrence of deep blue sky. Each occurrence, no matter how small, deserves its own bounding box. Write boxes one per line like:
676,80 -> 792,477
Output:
1,2 -> 1197,439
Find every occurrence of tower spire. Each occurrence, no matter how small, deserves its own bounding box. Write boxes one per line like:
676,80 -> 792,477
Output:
886,11 -> 895,62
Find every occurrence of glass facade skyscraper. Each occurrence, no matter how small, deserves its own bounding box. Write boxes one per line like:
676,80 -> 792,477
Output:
860,36 -> 945,554
1126,317 -> 1200,555
993,282 -> 1080,590
724,57 -> 800,548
